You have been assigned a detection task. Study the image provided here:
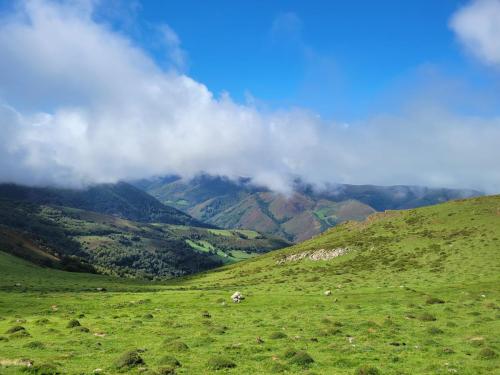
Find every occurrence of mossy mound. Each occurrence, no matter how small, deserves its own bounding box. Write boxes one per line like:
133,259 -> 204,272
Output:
206,356 -> 236,370
66,319 -> 81,328
6,325 -> 26,334
288,351 -> 314,367
158,355 -> 181,368
269,331 -> 287,339
114,350 -> 145,369
354,365 -> 380,375
478,348 -> 498,360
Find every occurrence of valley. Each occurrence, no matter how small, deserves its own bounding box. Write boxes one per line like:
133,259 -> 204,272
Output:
0,195 -> 498,374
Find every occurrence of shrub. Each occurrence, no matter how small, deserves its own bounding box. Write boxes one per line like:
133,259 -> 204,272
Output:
22,363 -> 59,374
158,355 -> 181,368
206,356 -> 236,370
0,335 -> 8,342
143,313 -> 154,319
156,367 -> 176,375
114,350 -> 145,369
354,366 -> 380,375
283,348 -> 297,359
66,319 -> 81,328
75,326 -> 90,333
478,348 -> 498,360
426,297 -> 445,305
418,313 -> 436,321
269,331 -> 287,339
288,351 -> 314,367
6,325 -> 26,334
269,362 -> 289,373
35,318 -> 50,326
24,341 -> 45,349
10,330 -> 31,338
318,327 -> 342,336
169,341 -> 189,351
427,326 -> 444,335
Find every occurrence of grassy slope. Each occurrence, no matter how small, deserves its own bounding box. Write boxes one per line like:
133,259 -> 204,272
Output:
0,196 -> 499,374
0,200 -> 288,278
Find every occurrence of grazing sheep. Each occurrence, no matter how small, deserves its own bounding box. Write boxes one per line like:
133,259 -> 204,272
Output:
324,290 -> 332,296
231,292 -> 244,303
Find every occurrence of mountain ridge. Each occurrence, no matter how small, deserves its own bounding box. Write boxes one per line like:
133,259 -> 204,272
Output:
134,174 -> 481,242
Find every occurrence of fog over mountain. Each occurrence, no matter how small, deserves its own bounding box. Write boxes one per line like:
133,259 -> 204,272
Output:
1,0 -> 500,193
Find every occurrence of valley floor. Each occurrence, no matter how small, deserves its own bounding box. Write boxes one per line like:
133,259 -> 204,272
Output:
1,196 -> 499,374
0,253 -> 498,374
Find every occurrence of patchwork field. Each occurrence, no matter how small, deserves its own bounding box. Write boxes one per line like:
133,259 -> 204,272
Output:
0,196 -> 499,374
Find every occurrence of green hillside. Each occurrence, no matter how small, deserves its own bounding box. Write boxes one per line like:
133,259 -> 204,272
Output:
0,182 -> 209,228
0,196 -> 498,374
0,199 -> 288,279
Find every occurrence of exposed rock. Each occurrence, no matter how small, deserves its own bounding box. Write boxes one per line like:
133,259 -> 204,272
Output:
231,291 -> 244,303
0,358 -> 33,367
276,248 -> 350,264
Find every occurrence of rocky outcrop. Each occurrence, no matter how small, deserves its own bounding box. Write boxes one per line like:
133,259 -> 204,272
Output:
276,247 -> 349,264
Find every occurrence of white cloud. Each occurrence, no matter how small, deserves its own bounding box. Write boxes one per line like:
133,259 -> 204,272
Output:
450,0 -> 500,66
0,0 -> 499,193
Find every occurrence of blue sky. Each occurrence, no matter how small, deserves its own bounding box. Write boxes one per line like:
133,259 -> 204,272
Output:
94,0 -> 488,119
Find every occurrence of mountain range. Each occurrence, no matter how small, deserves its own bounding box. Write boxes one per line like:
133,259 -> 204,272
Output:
134,174 -> 481,242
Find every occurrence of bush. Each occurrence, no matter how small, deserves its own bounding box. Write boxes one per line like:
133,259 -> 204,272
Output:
269,331 -> 287,339
10,330 -> 31,338
6,325 -> 26,334
288,351 -> 314,367
24,341 -> 46,349
354,366 -> 380,375
427,326 -> 444,335
35,318 -> 50,326
114,350 -> 145,369
478,348 -> 498,360
168,341 -> 189,351
158,355 -> 181,368
143,313 -> 154,319
268,362 -> 289,373
66,319 -> 81,328
156,367 -> 176,375
22,363 -> 59,374
418,313 -> 436,321
283,348 -> 297,359
207,356 -> 236,370
426,297 -> 445,305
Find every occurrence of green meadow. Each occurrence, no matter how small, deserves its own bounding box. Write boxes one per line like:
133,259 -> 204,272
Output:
0,196 -> 499,374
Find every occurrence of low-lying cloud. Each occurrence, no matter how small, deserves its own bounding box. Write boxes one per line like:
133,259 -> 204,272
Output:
0,0 -> 499,193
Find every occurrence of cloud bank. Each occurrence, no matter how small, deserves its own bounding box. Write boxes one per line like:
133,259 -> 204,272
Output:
450,0 -> 500,66
0,0 -> 499,193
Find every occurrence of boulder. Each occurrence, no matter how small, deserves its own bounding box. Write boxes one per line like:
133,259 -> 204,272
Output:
231,291 -> 244,303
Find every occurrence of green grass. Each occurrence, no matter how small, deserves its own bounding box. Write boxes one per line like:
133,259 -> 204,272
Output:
0,195 -> 499,373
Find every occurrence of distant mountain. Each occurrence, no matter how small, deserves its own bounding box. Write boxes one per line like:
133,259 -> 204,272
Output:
306,183 -> 482,211
0,181 -> 210,228
133,174 -> 482,242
